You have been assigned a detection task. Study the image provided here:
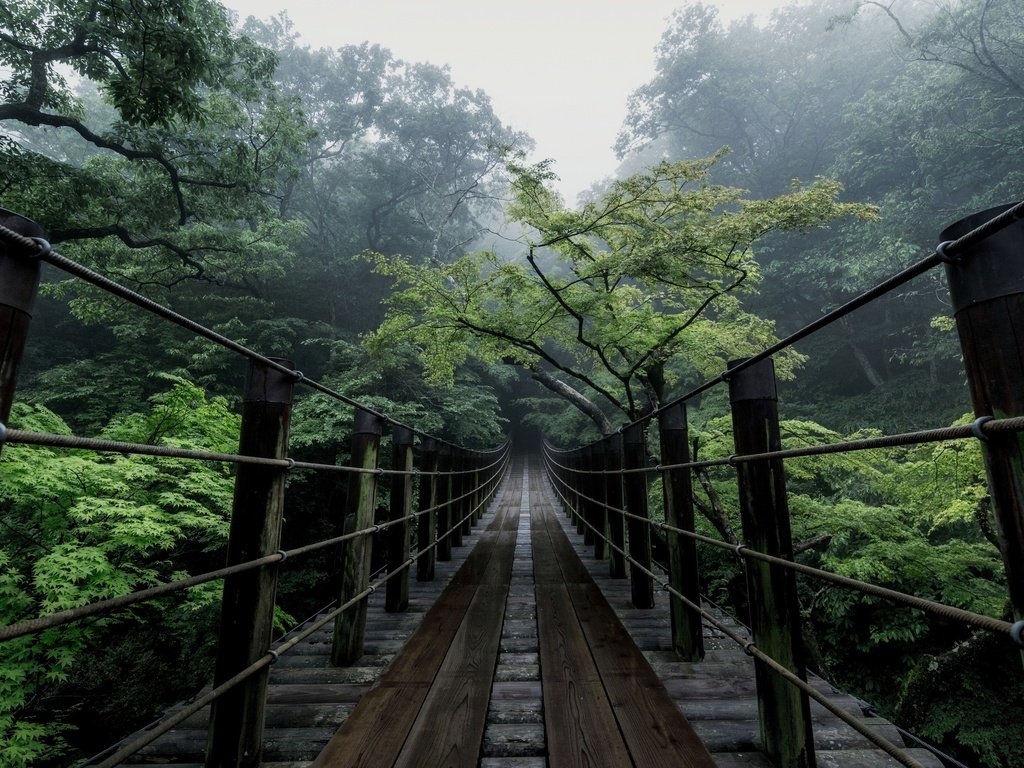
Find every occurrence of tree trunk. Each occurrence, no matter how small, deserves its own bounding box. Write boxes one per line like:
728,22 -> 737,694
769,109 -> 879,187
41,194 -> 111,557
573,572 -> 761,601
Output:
528,363 -> 615,435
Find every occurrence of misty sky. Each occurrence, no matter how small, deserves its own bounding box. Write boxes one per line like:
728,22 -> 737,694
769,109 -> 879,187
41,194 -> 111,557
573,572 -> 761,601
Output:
225,1 -> 794,202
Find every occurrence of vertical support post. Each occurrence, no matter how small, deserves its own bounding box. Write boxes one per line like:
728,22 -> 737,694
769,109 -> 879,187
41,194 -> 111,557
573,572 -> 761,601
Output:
416,438 -> 439,581
728,357 -> 815,768
460,449 -> 473,537
622,422 -> 655,609
452,449 -> 466,546
437,443 -> 453,561
331,408 -> 384,666
206,358 -> 295,768
0,211 -> 45,450
386,426 -> 414,612
605,434 -> 627,579
942,204 -> 1024,662
582,446 -> 596,546
658,402 -> 704,661
475,454 -> 483,528
592,440 -> 607,560
573,451 -> 586,535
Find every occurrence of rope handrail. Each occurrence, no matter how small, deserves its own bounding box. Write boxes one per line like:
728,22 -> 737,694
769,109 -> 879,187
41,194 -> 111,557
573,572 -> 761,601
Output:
0,452 -> 509,644
542,452 -> 1017,641
0,223 -> 510,453
544,415 -> 1024,476
0,428 -> 510,478
85,459 -> 511,767
543,468 -> 927,768
580,198 -> 1024,436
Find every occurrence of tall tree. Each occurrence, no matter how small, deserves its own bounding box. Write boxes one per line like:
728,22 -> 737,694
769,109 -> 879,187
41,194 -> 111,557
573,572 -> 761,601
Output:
371,153 -> 874,434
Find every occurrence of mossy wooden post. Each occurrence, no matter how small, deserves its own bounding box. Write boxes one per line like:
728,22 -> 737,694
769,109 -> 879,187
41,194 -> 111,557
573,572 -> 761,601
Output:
459,449 -> 473,537
622,422 -> 655,609
727,357 -> 815,768
436,443 -> 454,561
452,449 -> 466,546
573,451 -> 586,535
942,204 -> 1024,664
331,408 -> 383,666
0,210 -> 45,454
416,437 -> 439,581
658,402 -> 705,661
582,445 -> 596,547
605,434 -> 627,579
473,451 -> 484,523
206,358 -> 295,768
386,425 -> 413,612
592,440 -> 607,560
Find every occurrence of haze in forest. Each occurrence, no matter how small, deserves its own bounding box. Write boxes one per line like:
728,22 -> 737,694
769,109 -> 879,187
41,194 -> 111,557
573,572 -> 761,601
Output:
223,0 -> 795,203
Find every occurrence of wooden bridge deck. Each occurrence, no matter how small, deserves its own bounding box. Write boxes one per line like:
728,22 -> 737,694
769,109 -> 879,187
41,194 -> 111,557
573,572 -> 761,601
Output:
124,456 -> 941,768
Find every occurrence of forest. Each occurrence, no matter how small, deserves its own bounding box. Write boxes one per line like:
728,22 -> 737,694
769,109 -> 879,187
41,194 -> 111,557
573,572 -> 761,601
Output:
0,0 -> 1022,764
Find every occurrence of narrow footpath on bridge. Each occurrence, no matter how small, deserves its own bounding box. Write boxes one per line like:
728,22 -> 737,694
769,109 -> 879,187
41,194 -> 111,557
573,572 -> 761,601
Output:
126,455 -> 941,768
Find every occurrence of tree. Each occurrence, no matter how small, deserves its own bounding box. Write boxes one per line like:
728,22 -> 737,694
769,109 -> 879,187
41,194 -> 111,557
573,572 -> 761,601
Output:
0,0 -> 308,288
371,153 -> 874,435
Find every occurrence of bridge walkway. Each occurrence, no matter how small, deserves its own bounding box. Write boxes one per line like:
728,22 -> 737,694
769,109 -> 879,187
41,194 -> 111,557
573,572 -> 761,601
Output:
125,456 -> 940,767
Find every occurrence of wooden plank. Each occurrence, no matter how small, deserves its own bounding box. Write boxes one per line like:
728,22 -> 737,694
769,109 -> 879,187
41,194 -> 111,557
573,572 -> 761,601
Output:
310,682 -> 430,768
534,491 -> 716,768
392,581 -> 511,767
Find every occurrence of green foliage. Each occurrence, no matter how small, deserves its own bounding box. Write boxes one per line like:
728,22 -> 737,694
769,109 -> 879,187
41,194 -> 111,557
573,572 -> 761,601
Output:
0,378 -> 239,763
372,152 -> 873,429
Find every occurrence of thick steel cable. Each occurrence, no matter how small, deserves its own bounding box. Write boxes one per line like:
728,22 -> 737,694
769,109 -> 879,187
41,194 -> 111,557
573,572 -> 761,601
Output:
542,466 -> 926,768
542,449 -> 1017,641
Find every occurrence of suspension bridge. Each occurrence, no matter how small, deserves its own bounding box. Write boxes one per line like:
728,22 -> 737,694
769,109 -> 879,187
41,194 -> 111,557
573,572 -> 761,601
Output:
1,200 -> 1023,767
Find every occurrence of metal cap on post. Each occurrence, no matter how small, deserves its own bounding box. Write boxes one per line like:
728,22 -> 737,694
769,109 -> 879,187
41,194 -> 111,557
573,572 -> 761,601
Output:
942,203 -> 1024,660
207,358 -> 295,768
0,210 -> 46,434
727,356 -> 815,768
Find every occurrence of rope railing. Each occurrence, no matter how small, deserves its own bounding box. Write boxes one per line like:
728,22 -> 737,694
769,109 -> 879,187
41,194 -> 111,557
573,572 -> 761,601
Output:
546,415 -> 1024,478
0,427 -> 509,477
544,460 -> 1017,641
0,448 -> 510,644
538,196 -> 1024,767
541,464 -> 928,768
82,454 -> 510,766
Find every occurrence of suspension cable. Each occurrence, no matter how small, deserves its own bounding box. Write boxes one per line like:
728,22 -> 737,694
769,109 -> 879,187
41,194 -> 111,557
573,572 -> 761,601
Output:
543,452 -> 1017,641
542,465 -> 927,768
0,451 -> 509,643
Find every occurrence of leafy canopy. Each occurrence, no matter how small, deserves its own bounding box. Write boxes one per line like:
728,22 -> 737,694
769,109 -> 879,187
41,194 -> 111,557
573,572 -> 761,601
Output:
371,152 -> 875,428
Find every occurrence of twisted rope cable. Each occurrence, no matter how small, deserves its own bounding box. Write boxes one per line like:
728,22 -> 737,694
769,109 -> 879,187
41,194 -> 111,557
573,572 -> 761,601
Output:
542,449 -> 1016,641
541,462 -> 927,768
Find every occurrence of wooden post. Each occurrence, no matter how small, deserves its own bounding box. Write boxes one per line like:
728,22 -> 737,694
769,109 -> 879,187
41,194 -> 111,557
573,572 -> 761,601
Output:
206,358 -> 295,768
658,402 -> 704,661
460,449 -> 473,537
605,434 -> 627,579
574,451 -> 586,535
386,426 -> 413,612
728,357 -> 815,768
331,408 -> 384,666
0,210 -> 45,451
942,204 -> 1024,662
582,446 -> 596,546
592,440 -> 607,560
436,443 -> 453,561
452,449 -> 466,546
622,422 -> 655,609
473,452 -> 483,523
416,438 -> 439,581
